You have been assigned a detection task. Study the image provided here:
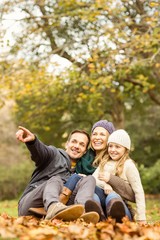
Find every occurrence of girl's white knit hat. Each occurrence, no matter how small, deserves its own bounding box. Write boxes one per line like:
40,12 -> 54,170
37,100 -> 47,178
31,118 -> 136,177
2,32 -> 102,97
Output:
107,129 -> 131,150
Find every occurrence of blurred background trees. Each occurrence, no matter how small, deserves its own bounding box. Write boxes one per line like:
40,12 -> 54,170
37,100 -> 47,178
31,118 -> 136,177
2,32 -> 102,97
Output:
0,0 -> 160,198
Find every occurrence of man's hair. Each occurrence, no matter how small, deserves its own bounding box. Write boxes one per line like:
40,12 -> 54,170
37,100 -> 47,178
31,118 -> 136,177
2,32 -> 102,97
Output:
67,129 -> 90,149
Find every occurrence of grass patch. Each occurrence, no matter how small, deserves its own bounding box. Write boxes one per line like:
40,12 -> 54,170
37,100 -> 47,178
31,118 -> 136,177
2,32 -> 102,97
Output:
145,195 -> 160,223
0,196 -> 159,222
0,199 -> 18,217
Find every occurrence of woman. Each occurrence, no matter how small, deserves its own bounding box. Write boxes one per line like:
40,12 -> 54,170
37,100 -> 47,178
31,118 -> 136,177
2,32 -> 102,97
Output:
61,120 -> 116,206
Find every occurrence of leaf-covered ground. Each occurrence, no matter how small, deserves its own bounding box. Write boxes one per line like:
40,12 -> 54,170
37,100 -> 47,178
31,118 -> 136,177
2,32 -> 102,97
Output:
0,213 -> 160,240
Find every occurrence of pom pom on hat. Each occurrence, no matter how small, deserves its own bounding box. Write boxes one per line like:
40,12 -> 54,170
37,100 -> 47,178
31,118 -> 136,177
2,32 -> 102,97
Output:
107,129 -> 131,150
91,120 -> 115,134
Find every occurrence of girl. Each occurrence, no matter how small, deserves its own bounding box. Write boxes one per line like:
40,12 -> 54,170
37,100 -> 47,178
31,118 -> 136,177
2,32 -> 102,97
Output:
92,129 -> 146,223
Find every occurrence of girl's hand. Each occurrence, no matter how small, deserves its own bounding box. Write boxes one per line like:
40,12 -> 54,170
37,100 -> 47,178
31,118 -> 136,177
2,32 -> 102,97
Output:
98,172 -> 111,183
104,188 -> 113,194
104,184 -> 113,194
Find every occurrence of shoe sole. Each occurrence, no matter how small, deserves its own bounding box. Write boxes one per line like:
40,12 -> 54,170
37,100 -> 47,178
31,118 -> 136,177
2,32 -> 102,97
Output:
29,207 -> 46,216
109,201 -> 125,222
52,205 -> 84,221
85,200 -> 102,216
80,212 -> 99,224
85,200 -> 106,221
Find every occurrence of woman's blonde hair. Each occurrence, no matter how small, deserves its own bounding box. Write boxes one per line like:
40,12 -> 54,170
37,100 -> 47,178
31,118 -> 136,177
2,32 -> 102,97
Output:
92,148 -> 107,168
92,147 -> 130,176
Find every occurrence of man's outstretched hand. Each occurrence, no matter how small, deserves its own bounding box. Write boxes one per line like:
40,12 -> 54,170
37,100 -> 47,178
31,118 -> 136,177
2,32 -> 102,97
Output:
16,126 -> 35,143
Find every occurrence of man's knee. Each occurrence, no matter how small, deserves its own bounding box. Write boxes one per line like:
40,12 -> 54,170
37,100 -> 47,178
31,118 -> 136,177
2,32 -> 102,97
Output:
77,175 -> 96,189
84,175 -> 96,185
18,197 -> 32,216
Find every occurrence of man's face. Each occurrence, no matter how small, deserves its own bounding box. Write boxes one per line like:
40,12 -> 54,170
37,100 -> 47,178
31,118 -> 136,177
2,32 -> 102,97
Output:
66,132 -> 89,161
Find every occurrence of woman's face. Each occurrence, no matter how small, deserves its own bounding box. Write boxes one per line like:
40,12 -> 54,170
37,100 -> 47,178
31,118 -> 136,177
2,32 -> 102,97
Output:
91,127 -> 110,153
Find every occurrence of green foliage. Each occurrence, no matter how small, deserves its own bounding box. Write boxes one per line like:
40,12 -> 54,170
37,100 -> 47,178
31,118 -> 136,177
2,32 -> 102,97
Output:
0,0 -> 160,187
0,160 -> 34,200
12,63 -> 115,145
1,0 -> 160,134
139,160 -> 160,194
1,0 -> 160,111
127,104 -> 160,167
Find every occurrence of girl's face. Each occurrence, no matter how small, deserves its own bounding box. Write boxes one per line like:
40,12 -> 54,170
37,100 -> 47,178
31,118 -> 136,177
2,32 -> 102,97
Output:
91,127 -> 110,153
108,142 -> 126,161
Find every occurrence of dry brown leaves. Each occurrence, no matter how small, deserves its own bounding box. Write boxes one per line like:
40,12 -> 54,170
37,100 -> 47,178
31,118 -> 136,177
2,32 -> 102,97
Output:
0,213 -> 160,240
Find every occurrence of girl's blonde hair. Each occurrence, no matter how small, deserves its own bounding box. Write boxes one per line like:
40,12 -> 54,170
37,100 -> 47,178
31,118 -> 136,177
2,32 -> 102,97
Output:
93,147 -> 130,176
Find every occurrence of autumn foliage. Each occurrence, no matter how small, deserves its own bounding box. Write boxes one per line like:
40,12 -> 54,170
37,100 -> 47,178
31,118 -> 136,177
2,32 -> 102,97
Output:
0,213 -> 160,240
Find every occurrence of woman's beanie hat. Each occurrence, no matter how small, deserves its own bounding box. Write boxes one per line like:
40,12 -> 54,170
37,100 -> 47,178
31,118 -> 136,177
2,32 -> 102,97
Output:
91,120 -> 115,134
107,129 -> 131,150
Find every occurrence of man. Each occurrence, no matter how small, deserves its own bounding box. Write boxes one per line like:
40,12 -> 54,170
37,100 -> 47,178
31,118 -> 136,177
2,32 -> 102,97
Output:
16,126 -> 97,222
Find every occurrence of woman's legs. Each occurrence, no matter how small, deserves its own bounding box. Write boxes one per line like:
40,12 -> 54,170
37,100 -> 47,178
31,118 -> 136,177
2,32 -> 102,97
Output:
60,174 -> 82,204
94,186 -> 107,211
64,174 -> 82,191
